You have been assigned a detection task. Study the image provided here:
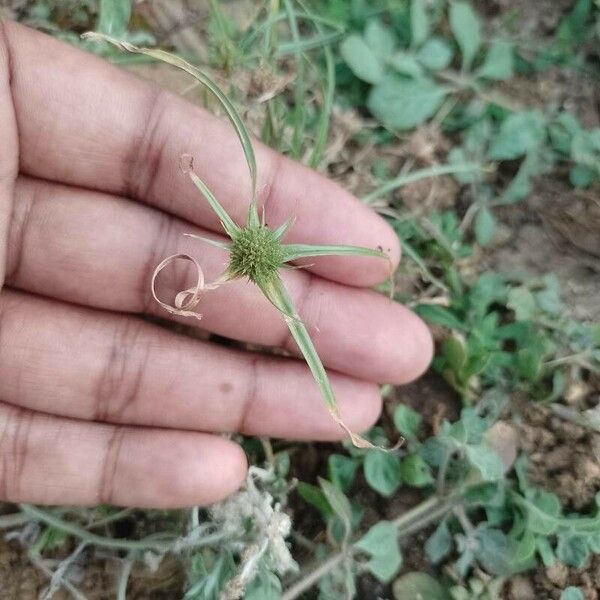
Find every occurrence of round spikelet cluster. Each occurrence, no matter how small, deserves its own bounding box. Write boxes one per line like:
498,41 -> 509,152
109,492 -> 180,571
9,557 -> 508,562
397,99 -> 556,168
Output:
228,225 -> 284,283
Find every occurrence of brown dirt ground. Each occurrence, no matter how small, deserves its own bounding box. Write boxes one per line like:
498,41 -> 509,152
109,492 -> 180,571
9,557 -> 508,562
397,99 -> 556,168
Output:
0,534 -> 183,600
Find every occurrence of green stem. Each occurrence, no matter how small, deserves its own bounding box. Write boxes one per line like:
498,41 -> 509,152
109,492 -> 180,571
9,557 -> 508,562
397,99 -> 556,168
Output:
86,508 -> 134,530
363,163 -> 482,204
281,550 -> 348,600
0,512 -> 30,529
19,505 -> 220,553
117,557 -> 134,600
282,494 -> 460,600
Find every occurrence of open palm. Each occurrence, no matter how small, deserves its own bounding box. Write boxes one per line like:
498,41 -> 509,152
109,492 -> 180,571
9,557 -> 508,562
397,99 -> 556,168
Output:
0,21 -> 432,508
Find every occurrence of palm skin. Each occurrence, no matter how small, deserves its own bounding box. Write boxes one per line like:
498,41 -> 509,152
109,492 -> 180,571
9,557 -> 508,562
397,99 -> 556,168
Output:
0,21 -> 432,508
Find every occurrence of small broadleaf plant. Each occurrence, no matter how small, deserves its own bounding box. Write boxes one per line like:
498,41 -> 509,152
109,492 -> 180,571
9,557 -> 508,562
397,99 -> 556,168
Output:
84,33 -> 391,447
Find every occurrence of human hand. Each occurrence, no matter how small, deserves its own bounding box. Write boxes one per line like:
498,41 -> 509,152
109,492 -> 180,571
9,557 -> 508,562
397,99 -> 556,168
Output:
0,21 -> 432,508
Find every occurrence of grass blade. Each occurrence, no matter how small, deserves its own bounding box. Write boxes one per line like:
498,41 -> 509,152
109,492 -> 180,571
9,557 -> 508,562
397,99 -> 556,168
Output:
183,233 -> 231,251
362,163 -> 482,205
81,32 -> 258,203
259,275 -> 377,449
189,172 -> 240,238
309,43 -> 335,169
273,217 -> 296,240
282,0 -> 306,158
282,243 -> 389,262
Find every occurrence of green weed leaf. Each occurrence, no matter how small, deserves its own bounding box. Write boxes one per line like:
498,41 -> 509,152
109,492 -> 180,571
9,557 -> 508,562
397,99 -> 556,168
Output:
489,111 -> 546,160
97,0 -> 131,37
393,404 -> 422,439
364,450 -> 402,497
561,587 -> 585,600
414,304 -> 466,331
400,454 -> 434,487
368,77 -> 447,130
507,286 -> 537,321
512,529 -> 536,566
449,1 -> 482,71
474,206 -> 497,246
392,572 -> 449,600
328,454 -> 358,492
364,19 -> 397,59
389,52 -> 425,78
318,478 -> 353,539
297,483 -> 332,519
340,34 -> 384,84
355,521 -> 403,582
443,335 -> 468,373
474,526 -> 514,575
557,533 -> 590,568
499,153 -> 541,203
570,164 -> 596,187
425,521 -> 453,564
417,37 -> 454,70
259,276 -> 377,448
465,445 -> 504,481
536,536 -> 557,567
410,0 -> 430,47
479,41 -> 514,80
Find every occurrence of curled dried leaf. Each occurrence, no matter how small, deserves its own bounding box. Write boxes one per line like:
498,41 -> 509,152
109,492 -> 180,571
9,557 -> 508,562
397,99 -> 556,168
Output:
151,253 -> 206,320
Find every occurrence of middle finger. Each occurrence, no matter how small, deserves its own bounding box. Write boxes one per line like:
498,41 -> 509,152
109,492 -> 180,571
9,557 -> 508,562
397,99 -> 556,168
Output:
0,289 -> 381,440
6,176 -> 432,384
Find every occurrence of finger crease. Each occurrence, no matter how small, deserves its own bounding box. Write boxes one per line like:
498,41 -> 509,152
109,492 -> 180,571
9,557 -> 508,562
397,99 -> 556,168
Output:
0,20 -> 14,86
0,404 -> 17,501
124,87 -> 168,202
95,318 -> 147,423
279,275 -> 315,351
6,180 -> 34,284
238,356 -> 260,433
98,426 -> 126,505
5,405 -> 32,501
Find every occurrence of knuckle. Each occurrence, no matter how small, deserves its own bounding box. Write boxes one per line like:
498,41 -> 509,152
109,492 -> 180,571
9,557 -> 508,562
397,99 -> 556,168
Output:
97,426 -> 126,505
124,87 -> 169,201
0,404 -> 32,502
237,356 -> 260,433
94,317 -> 149,423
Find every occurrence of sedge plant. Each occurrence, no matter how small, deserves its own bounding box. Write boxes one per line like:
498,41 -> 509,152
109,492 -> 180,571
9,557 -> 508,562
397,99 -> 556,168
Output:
84,33 -> 391,446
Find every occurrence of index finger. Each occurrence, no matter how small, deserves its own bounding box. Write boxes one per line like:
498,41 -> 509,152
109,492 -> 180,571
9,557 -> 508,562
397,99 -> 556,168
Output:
2,21 -> 400,287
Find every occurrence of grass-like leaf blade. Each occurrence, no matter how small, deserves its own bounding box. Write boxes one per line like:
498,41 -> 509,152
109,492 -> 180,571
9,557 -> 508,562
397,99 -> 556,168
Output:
183,233 -> 231,251
81,33 -> 258,204
258,275 -> 376,448
188,172 -> 240,238
282,243 -> 388,262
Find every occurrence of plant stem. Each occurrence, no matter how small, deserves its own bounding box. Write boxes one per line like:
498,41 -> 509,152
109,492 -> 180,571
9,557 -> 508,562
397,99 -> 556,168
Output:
19,504 -> 211,553
391,495 -> 444,530
281,549 -> 349,600
282,494 -> 460,600
363,163 -> 482,205
86,508 -> 133,530
0,512 -> 30,529
549,403 -> 600,433
117,557 -> 134,600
